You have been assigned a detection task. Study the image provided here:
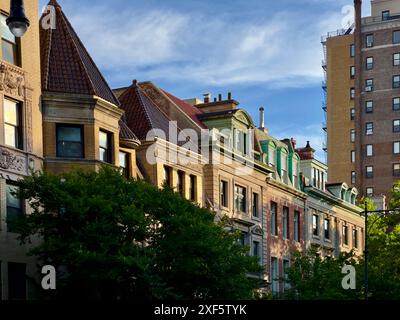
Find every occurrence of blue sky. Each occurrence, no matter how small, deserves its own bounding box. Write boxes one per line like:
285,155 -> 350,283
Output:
39,0 -> 372,161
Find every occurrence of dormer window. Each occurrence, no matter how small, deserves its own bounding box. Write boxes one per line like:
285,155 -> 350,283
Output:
268,145 -> 276,167
292,159 -> 298,188
234,129 -> 248,155
281,152 -> 288,180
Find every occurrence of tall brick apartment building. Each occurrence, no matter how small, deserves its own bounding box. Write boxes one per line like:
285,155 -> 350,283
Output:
324,0 -> 400,208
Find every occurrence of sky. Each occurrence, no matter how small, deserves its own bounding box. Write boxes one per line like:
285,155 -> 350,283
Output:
39,0 -> 372,162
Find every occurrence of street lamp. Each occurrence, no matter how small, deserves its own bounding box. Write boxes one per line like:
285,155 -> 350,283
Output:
362,201 -> 400,300
6,0 -> 30,38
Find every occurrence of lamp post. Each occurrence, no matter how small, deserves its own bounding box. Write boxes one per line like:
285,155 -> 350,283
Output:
6,0 -> 30,38
362,201 -> 400,300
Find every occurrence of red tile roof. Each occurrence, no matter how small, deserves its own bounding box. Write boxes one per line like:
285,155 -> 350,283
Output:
40,0 -> 119,106
119,118 -> 139,142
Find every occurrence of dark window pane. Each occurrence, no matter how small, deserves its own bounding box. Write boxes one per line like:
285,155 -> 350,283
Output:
57,126 -> 83,158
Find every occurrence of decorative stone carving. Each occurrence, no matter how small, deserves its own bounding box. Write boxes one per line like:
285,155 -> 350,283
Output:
0,148 -> 25,172
251,225 -> 264,236
0,63 -> 25,98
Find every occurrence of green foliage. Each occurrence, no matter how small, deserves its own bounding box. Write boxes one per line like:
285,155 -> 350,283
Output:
10,167 -> 261,300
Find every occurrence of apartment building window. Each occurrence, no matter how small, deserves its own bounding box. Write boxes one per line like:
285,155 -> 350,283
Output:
252,241 -> 261,261
394,164 -> 400,176
312,214 -> 319,237
281,152 -> 288,179
99,130 -> 112,163
394,75 -> 400,88
394,31 -> 400,44
4,99 -> 22,150
353,228 -> 358,249
283,259 -> 290,290
351,171 -> 356,184
292,159 -> 298,187
366,57 -> 373,70
220,180 -> 228,208
271,202 -> 278,236
294,211 -> 300,242
343,225 -> 349,246
366,34 -> 374,48
366,187 -> 374,197
56,124 -> 83,158
271,257 -> 279,295
268,146 -> 276,167
394,97 -> 400,111
350,44 -> 355,57
350,88 -> 355,99
394,53 -> 400,66
350,66 -> 355,79
177,170 -> 185,196
324,218 -> 330,240
350,129 -> 355,142
382,10 -> 390,21
252,192 -> 259,218
234,185 -> 246,213
365,79 -> 374,91
351,150 -> 355,163
283,206 -> 289,240
365,100 -> 373,113
239,231 -> 248,247
7,262 -> 26,300
393,119 -> 400,132
163,166 -> 172,187
350,108 -> 355,120
366,166 -> 374,179
366,144 -> 373,156
6,183 -> 23,233
119,151 -> 129,178
366,122 -> 374,135
1,14 -> 19,65
189,175 -> 197,202
394,141 -> 400,154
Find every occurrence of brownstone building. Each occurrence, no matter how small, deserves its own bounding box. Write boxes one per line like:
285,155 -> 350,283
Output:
324,0 -> 400,208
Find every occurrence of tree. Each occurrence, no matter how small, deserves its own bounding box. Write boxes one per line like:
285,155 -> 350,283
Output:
10,167 -> 261,300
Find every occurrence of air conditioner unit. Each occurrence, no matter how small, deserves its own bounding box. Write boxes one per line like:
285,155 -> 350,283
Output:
365,86 -> 373,92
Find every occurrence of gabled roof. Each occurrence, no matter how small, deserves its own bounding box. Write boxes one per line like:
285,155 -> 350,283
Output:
40,0 -> 119,106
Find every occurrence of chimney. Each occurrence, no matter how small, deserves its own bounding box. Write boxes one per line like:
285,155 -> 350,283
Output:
291,138 -> 297,149
302,141 -> 315,160
259,107 -> 265,129
203,93 -> 211,103
218,94 -> 222,101
228,92 -> 232,100
196,91 -> 239,113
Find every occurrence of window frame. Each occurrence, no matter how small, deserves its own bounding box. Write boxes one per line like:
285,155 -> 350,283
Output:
252,192 -> 259,218
312,214 -> 319,237
366,165 -> 374,179
3,98 -> 23,150
394,141 -> 400,154
393,75 -> 400,89
394,53 -> 400,66
393,30 -> 400,44
1,13 -> 20,66
366,57 -> 373,70
6,182 -> 24,233
393,119 -> 400,133
118,151 -> 130,179
56,124 -> 84,159
365,100 -> 373,114
365,122 -> 374,136
220,180 -> 228,208
99,129 -> 113,164
393,97 -> 400,111
394,163 -> 400,177
234,184 -> 246,213
366,34 -> 374,48
283,206 -> 289,240
366,144 -> 373,157
324,218 -> 330,240
271,201 -> 278,236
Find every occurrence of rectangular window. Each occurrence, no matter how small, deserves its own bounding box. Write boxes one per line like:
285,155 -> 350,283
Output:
283,206 -> 289,240
365,79 -> 374,91
350,108 -> 355,120
239,231 -> 248,247
294,211 -> 300,242
366,122 -> 373,135
366,166 -> 374,178
382,10 -> 390,21
365,100 -> 373,113
234,185 -> 246,213
394,53 -> 400,66
281,153 -> 288,179
366,144 -> 373,156
177,170 -> 185,196
394,75 -> 400,88
351,171 -> 356,184
393,97 -> 400,111
252,192 -> 259,218
343,225 -> 349,245
6,183 -> 23,233
252,241 -> 260,261
366,57 -> 373,70
4,99 -> 22,149
283,259 -> 290,290
353,228 -> 358,249
351,150 -> 355,163
350,87 -> 355,99
350,44 -> 355,57
189,175 -> 197,202
324,218 -> 330,240
119,151 -> 129,178
99,130 -> 112,163
393,119 -> 400,132
350,66 -> 355,78
394,163 -> 400,177
268,147 -> 276,167
271,202 -> 277,236
7,263 -> 26,300
56,125 -> 83,158
1,14 -> 19,65
271,257 -> 279,295
394,31 -> 400,44
366,34 -> 374,48
220,180 -> 228,208
394,141 -> 400,154
366,187 -> 374,197
350,129 -> 355,142
163,166 -> 172,187
312,214 -> 319,237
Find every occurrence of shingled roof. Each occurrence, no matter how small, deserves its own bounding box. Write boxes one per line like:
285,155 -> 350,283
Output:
40,0 -> 119,106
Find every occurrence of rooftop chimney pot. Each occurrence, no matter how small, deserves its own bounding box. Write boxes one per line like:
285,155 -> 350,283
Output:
228,92 -> 232,100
